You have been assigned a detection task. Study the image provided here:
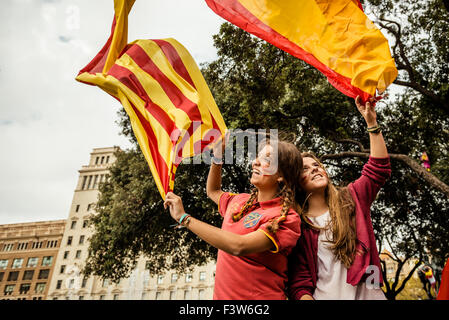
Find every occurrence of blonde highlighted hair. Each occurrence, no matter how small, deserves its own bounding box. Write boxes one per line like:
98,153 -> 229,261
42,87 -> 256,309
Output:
298,152 -> 357,268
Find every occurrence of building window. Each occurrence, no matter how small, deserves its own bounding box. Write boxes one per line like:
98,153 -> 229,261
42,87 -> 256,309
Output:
4,284 -> 15,295
184,290 -> 191,300
101,156 -> 105,164
81,176 -> 88,190
185,274 -> 192,283
27,257 -> 38,267
75,204 -> 80,212
155,291 -> 162,300
35,283 -> 46,293
114,294 -> 120,300
42,256 -> 53,267
60,265 -> 66,274
19,283 -> 31,294
0,259 -> 9,269
106,156 -> 110,163
170,290 -> 176,300
3,243 -> 14,251
102,278 -> 109,287
79,235 -> 85,245
87,175 -> 93,189
32,241 -> 43,249
0,272 -> 4,281
67,236 -> 73,245
99,295 -> 105,300
75,250 -> 82,259
199,271 -> 206,281
56,280 -> 62,289
198,289 -> 205,300
12,258 -> 24,269
63,251 -> 69,259
23,270 -> 34,281
82,220 -> 88,228
93,175 -> 99,189
171,273 -> 178,283
82,277 -> 88,288
143,275 -> 149,287
38,269 -> 49,280
7,271 -> 19,281
68,279 -> 75,289
17,242 -> 28,250
79,295 -> 84,300
157,275 -> 164,284
95,156 -> 99,165
70,221 -> 77,229
46,240 -> 57,248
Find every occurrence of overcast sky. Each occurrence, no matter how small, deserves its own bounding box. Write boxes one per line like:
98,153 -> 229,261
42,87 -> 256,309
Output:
0,0 -> 225,224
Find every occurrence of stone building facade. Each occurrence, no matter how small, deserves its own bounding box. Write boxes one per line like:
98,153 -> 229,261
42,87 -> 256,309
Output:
46,147 -> 216,300
0,220 -> 66,300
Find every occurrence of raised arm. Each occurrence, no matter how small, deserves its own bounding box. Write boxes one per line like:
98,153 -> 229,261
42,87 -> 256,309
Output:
206,162 -> 224,205
351,96 -> 391,206
355,96 -> 388,158
206,133 -> 227,205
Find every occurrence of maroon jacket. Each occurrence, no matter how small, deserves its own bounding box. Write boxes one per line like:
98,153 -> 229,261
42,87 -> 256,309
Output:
287,156 -> 391,300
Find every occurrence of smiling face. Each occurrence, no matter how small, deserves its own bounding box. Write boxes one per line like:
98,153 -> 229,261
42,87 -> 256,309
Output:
250,145 -> 280,190
300,156 -> 329,194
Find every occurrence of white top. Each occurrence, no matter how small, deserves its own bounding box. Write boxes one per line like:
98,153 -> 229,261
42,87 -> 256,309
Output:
309,211 -> 386,300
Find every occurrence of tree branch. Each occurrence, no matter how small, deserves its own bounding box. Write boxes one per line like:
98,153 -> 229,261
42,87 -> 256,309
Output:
376,18 -> 449,113
320,151 -> 449,198
335,139 -> 368,152
395,256 -> 423,294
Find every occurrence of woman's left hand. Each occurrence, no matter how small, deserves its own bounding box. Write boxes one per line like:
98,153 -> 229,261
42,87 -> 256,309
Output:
164,192 -> 186,222
355,95 -> 378,127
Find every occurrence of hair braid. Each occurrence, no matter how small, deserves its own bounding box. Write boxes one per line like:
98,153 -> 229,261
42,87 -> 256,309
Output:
233,188 -> 258,222
267,185 -> 293,233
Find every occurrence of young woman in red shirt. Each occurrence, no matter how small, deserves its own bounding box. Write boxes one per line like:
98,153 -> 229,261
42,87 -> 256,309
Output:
164,138 -> 303,299
288,96 -> 391,300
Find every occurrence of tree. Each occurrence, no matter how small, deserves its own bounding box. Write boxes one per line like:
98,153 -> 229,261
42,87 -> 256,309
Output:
82,1 -> 449,300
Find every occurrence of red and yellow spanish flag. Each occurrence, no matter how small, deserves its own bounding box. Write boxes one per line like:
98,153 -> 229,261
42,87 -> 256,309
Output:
205,0 -> 398,102
76,0 -> 227,199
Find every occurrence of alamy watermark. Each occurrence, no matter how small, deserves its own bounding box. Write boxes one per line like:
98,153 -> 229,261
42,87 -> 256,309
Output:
170,122 -> 279,174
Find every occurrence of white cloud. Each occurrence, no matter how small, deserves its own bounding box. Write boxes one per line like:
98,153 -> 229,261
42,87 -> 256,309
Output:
0,0 -> 224,224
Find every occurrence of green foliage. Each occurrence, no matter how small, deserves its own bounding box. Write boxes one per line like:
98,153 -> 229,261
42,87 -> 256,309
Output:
83,1 -> 449,297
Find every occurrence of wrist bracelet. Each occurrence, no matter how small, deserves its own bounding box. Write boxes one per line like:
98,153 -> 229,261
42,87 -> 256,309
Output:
367,125 -> 381,134
178,213 -> 190,224
212,155 -> 223,164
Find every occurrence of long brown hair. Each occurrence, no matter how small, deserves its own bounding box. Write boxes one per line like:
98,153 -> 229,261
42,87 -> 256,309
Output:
298,152 -> 357,268
233,139 -> 303,233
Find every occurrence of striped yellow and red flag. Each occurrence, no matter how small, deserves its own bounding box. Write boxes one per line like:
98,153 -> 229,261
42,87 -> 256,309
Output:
76,0 -> 227,199
205,0 -> 398,102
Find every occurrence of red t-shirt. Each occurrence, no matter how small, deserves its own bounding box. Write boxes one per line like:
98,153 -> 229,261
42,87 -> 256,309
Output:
213,192 -> 301,300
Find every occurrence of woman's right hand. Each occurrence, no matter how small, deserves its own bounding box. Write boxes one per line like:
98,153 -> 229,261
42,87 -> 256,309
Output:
355,96 -> 378,127
212,130 -> 229,163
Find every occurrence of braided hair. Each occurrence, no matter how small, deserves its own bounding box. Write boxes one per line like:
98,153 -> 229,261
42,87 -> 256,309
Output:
232,188 -> 258,222
232,139 -> 302,233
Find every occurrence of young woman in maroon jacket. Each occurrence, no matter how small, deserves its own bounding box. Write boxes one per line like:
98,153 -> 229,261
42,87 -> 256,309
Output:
287,96 -> 391,300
